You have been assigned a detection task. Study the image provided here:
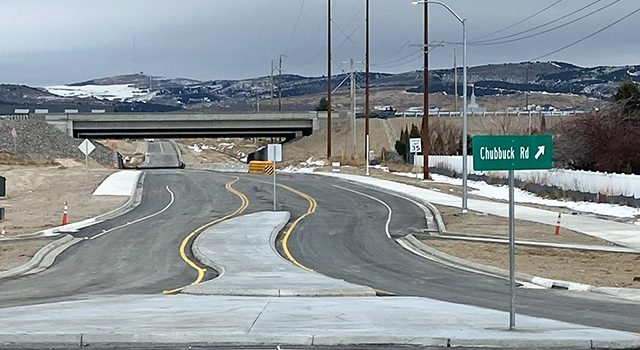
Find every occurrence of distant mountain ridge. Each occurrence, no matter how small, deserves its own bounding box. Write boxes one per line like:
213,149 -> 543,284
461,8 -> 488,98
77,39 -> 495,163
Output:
1,61 -> 639,113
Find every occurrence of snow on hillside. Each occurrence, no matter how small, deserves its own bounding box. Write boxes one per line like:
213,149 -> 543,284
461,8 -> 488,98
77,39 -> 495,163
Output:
45,84 -> 152,101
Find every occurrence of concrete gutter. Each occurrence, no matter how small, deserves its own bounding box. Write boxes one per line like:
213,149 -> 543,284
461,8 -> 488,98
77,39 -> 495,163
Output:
315,172 -> 640,301
168,140 -> 185,169
0,172 -> 144,240
0,172 -> 145,279
183,211 -> 376,296
420,232 -> 640,253
0,235 -> 80,280
399,234 -> 593,292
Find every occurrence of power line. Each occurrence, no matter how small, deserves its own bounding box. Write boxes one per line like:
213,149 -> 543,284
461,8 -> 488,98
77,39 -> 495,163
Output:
372,49 -> 423,69
532,6 -> 640,61
377,40 -> 412,65
472,0 -> 614,45
472,0 -> 564,41
284,0 -> 305,55
299,2 -> 364,68
471,0 -> 621,46
331,18 -> 363,51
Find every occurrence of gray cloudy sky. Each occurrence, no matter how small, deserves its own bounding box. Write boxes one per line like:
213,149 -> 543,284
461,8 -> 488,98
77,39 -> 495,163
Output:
1,0 -> 638,85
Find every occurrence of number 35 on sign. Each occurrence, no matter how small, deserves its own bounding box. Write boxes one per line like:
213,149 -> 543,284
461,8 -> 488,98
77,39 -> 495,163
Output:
409,138 -> 422,153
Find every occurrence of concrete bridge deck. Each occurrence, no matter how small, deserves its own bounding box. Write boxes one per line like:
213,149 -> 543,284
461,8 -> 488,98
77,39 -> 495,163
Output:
43,112 -> 319,139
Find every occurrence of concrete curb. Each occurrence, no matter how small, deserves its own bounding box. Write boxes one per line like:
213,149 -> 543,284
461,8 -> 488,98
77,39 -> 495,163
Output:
318,173 -> 637,297
0,172 -> 143,241
0,234 -> 73,280
399,234 -> 596,292
0,172 -> 145,280
183,212 -> 289,296
0,333 -> 637,349
184,212 -> 376,297
168,140 -> 186,169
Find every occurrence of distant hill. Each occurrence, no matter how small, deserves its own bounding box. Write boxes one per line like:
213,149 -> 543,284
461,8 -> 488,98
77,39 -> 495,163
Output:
1,61 -> 639,113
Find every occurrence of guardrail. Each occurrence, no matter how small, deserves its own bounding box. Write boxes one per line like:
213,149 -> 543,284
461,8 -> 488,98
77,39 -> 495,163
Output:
0,114 -> 31,120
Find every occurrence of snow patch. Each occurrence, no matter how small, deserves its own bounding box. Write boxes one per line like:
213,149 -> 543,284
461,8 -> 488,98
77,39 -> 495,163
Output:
408,172 -> 640,219
45,84 -> 151,101
281,157 -> 326,173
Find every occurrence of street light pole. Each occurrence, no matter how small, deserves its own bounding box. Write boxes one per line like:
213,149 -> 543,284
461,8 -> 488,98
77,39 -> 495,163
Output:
327,0 -> 332,160
412,0 -> 468,213
365,0 -> 371,176
461,17 -> 468,213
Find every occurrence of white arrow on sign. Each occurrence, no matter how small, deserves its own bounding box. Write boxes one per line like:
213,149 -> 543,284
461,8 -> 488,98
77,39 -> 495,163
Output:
534,145 -> 545,160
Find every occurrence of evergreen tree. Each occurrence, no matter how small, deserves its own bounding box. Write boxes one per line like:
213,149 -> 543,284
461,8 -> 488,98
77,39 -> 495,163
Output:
613,80 -> 640,115
315,97 -> 329,111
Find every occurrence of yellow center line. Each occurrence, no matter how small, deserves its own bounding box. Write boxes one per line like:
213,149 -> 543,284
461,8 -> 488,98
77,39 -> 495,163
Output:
162,177 -> 249,295
277,183 -> 317,272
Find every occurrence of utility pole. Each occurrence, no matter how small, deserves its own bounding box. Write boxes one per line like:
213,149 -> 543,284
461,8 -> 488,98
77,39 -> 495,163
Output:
327,0 -> 332,160
350,59 -> 357,159
365,0 -> 370,176
270,59 -> 275,109
256,90 -> 260,112
278,54 -> 284,112
421,1 -> 430,180
454,48 -> 458,113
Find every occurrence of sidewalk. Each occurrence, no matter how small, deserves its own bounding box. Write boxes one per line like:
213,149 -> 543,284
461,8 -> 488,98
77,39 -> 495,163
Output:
319,172 -> 640,250
0,294 -> 638,348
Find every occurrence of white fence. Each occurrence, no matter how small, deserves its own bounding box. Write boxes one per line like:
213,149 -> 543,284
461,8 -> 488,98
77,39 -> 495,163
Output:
416,155 -> 640,199
398,110 -> 586,118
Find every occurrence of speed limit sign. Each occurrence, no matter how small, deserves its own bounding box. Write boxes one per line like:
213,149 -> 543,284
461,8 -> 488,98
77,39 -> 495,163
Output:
409,138 -> 422,153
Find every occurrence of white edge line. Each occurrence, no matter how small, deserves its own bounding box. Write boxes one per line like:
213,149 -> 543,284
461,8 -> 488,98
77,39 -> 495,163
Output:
334,185 -> 392,239
90,186 -> 175,240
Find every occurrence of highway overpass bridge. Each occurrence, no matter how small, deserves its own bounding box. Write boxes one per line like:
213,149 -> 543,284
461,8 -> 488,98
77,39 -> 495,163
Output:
43,112 -> 319,139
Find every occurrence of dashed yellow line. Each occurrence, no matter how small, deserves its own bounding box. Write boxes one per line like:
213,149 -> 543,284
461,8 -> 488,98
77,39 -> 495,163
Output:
162,177 -> 249,294
278,184 -> 317,272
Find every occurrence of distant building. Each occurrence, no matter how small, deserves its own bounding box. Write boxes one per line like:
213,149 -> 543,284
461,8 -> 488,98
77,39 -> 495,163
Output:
467,84 -> 486,113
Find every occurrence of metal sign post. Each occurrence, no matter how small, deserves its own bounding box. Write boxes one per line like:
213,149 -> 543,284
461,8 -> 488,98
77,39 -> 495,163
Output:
78,139 -> 96,189
10,128 -> 17,155
472,134 -> 553,330
267,144 -> 282,211
409,138 -> 422,179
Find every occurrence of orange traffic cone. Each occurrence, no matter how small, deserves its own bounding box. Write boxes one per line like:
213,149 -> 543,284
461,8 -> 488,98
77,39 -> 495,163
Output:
61,202 -> 68,225
554,212 -> 562,235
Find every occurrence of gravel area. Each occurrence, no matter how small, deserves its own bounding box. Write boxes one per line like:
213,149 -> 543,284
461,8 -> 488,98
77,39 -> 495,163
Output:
0,238 -> 56,272
425,240 -> 640,288
0,119 -> 114,166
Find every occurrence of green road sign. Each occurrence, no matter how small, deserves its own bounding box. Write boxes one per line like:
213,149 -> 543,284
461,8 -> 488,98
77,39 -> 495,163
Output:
472,135 -> 553,171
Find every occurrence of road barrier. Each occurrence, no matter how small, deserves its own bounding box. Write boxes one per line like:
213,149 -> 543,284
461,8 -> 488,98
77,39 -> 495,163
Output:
249,161 -> 274,175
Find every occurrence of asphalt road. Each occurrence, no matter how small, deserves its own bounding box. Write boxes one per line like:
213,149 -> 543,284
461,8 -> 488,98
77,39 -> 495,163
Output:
0,170 -> 243,307
137,140 -> 184,169
2,146 -> 639,335
276,174 -> 640,334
